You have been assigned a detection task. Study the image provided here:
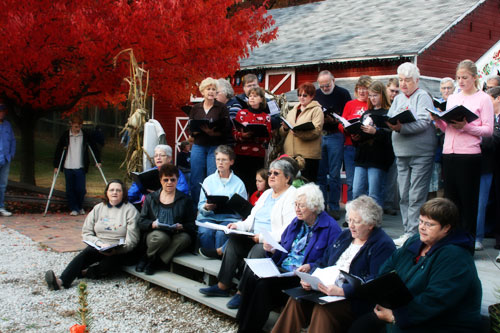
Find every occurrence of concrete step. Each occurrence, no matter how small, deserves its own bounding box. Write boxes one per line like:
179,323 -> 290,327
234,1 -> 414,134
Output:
172,252 -> 222,277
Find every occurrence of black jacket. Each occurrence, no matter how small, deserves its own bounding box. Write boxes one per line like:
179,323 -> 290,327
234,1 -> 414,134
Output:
138,189 -> 196,240
53,129 -> 101,173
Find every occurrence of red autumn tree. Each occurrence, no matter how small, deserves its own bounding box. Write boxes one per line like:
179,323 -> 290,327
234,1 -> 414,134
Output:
0,0 -> 277,184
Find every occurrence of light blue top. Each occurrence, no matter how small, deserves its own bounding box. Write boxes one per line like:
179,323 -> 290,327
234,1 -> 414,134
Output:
197,170 -> 247,223
0,120 -> 16,165
253,193 -> 280,234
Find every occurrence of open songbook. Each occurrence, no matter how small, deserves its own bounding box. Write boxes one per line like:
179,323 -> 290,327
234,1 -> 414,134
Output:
244,258 -> 295,278
195,221 -> 255,236
425,105 -> 478,123
83,238 -> 125,252
199,183 -> 253,218
280,116 -> 315,131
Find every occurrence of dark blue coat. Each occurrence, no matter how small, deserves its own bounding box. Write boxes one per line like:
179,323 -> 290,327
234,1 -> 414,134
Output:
272,211 -> 341,267
311,227 -> 395,313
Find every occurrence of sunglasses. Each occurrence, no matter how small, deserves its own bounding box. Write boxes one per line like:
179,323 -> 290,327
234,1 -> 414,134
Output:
298,94 -> 309,98
268,171 -> 281,177
162,177 -> 177,183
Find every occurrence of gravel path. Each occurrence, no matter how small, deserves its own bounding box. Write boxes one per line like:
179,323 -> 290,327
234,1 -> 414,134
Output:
0,225 -> 238,333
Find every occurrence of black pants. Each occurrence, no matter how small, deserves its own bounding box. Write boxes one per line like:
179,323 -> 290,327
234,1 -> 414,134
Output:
302,158 -> 320,183
237,273 -> 299,333
233,154 -> 265,195
217,235 -> 264,287
60,246 -> 130,288
348,312 -> 386,333
442,154 -> 481,238
493,158 -> 500,247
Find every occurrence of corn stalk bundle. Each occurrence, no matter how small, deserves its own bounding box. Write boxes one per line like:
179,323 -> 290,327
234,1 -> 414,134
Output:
114,48 -> 150,175
265,89 -> 290,165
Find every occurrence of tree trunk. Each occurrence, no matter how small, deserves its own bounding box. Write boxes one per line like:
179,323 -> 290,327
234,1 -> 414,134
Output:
16,106 -> 38,185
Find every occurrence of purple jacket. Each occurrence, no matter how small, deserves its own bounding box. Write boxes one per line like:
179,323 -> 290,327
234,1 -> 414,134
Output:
272,211 -> 341,267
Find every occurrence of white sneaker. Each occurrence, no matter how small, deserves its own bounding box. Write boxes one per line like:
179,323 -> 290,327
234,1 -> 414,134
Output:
496,252 -> 500,263
393,233 -> 412,247
79,209 -> 86,215
69,210 -> 78,216
0,208 -> 12,217
474,241 -> 484,251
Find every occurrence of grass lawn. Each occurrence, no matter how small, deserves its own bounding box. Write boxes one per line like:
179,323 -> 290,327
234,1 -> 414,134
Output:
8,132 -> 131,196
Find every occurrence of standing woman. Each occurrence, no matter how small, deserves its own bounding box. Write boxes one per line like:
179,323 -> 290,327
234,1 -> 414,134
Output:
433,60 -> 493,239
341,75 -> 373,201
352,81 -> 394,207
280,82 -> 324,182
232,87 -> 272,194
189,77 -> 230,204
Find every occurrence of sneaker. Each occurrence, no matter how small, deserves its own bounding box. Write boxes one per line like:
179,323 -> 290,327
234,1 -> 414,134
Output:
496,252 -> 500,263
393,233 -> 412,247
45,270 -> 61,291
79,209 -> 86,215
0,208 -> 12,217
198,247 -> 221,260
474,241 -> 484,251
69,210 -> 78,216
199,284 -> 230,297
226,294 -> 241,309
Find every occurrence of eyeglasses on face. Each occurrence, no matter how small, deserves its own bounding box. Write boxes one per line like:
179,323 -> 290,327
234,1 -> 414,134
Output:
161,177 -> 177,183
389,89 -> 399,93
298,94 -> 309,98
346,218 -> 362,225
419,219 -> 439,228
268,170 -> 281,177
294,202 -> 308,209
441,86 -> 454,90
154,154 -> 167,158
319,83 -> 332,89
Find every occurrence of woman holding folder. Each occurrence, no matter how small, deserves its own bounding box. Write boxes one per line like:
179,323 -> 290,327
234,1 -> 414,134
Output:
236,184 -> 341,333
272,196 -> 395,333
432,60 -> 493,239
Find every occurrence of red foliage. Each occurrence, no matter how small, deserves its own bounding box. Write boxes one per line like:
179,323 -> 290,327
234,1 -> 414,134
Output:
0,0 -> 277,113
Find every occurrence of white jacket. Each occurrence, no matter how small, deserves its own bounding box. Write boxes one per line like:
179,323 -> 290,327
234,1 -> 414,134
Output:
234,186 -> 297,242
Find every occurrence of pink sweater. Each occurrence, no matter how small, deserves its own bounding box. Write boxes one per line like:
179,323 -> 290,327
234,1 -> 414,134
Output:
436,90 -> 493,154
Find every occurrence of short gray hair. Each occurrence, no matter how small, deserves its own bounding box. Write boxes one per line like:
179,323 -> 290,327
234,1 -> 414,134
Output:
155,144 -> 172,157
214,145 -> 235,161
397,62 -> 420,81
217,79 -> 235,99
296,183 -> 325,214
487,75 -> 500,87
269,159 -> 296,185
345,195 -> 383,228
440,77 -> 455,87
317,70 -> 334,81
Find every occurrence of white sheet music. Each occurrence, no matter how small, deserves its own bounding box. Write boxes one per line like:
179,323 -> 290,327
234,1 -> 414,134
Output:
244,258 -> 295,278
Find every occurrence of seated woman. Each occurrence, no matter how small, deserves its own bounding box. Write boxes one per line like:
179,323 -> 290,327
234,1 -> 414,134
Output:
272,195 -> 395,333
128,144 -> 189,206
199,158 -> 297,308
237,183 -> 342,333
45,180 -> 139,290
249,168 -> 269,206
135,164 -> 196,275
197,145 -> 247,259
350,198 -> 482,333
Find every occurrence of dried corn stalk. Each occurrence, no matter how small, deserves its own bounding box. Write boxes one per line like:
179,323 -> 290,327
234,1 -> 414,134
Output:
114,48 -> 150,175
266,89 -> 290,165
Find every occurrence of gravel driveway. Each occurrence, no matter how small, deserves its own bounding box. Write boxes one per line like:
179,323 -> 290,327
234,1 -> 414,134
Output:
0,225 -> 238,333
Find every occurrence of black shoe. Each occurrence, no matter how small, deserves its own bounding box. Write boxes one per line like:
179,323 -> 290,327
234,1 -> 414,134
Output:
144,261 -> 156,275
135,259 -> 147,273
384,208 -> 398,216
45,270 -> 60,291
198,247 -> 221,259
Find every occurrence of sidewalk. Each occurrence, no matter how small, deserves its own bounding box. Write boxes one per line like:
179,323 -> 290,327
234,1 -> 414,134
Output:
0,213 -> 85,252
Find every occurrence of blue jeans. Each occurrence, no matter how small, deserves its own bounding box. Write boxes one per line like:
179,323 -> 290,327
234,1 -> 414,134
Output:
476,173 -> 493,242
189,144 -> 217,205
198,220 -> 231,251
317,134 -> 344,210
353,166 -> 387,207
343,145 -> 356,201
64,168 -> 86,211
0,162 -> 10,208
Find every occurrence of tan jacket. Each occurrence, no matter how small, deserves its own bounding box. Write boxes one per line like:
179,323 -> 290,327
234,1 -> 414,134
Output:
280,100 -> 324,159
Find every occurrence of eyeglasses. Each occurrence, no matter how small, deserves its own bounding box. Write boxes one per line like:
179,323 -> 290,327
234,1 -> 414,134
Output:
319,83 -> 332,89
298,94 -> 309,98
161,177 -> 177,183
294,202 -> 308,209
154,154 -> 167,158
419,219 -> 439,228
389,89 -> 399,94
346,218 -> 362,225
441,86 -> 454,90
268,171 -> 281,177
357,87 -> 368,92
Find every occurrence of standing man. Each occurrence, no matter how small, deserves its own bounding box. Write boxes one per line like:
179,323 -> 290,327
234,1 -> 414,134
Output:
0,102 -> 15,217
53,114 -> 101,216
386,77 -> 400,103
314,70 -> 351,220
486,75 -> 500,90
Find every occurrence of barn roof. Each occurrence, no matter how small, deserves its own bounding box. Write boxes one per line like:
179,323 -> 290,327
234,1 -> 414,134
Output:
240,0 -> 484,69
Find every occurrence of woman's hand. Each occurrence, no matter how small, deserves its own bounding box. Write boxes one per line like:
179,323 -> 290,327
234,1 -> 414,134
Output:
351,133 -> 362,141
361,124 -> 376,135
374,305 -> 394,323
300,280 -> 312,290
226,223 -> 237,229
204,203 -> 217,211
296,264 -> 311,273
200,124 -> 217,136
252,234 -> 260,243
175,223 -> 183,231
240,131 -> 253,139
282,122 -> 290,131
386,120 -> 402,132
450,117 -> 467,130
152,220 -> 159,229
317,283 -> 344,297
263,241 -> 274,253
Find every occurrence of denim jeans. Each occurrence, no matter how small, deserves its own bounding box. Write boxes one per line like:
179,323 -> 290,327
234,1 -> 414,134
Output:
189,144 -> 217,205
476,173 -> 493,242
198,220 -> 231,251
353,166 -> 387,207
0,162 -> 10,208
343,145 -> 356,201
64,168 -> 86,211
317,133 -> 344,211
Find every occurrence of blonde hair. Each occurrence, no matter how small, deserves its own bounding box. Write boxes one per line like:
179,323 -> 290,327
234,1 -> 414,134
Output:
199,77 -> 218,93
457,60 -> 480,89
354,75 -> 373,98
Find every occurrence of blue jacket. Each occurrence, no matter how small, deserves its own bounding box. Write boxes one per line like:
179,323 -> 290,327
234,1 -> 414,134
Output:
381,232 -> 481,333
197,170 -> 247,223
0,120 -> 15,165
272,211 -> 341,267
128,166 -> 189,204
312,227 -> 395,314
